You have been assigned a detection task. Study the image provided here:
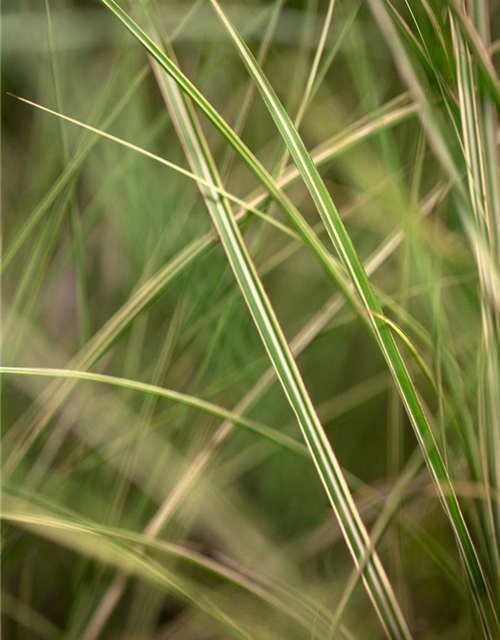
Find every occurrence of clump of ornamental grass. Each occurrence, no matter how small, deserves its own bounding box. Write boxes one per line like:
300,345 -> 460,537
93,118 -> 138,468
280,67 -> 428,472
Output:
2,0 -> 500,638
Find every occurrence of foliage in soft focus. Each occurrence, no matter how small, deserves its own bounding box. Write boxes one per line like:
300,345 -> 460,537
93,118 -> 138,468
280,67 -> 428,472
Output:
2,0 -> 500,638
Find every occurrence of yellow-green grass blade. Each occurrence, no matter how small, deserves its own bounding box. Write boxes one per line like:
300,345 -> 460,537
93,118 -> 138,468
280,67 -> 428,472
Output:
293,0 -> 336,128
119,189 -> 445,601
9,94 -> 300,243
220,0 -> 286,179
3,95 -> 417,475
94,0 -> 367,326
8,88 -> 415,285
330,450 -> 424,636
475,1 -> 500,604
6,185 -> 441,640
2,488 -> 354,640
451,8 -> 500,600
208,1 -> 499,636
445,0 -> 500,113
138,26 -> 411,640
369,0 -> 500,322
84,182 -> 446,538
311,2 -> 361,104
363,1 -> 500,631
382,0 -> 459,121
74,185 -> 445,548
0,366 -> 307,458
1,494 -> 257,640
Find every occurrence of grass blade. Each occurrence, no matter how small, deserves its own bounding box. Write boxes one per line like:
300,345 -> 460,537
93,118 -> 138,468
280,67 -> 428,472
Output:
9,94 -> 300,242
131,17 -> 412,640
0,367 -> 306,457
1,97 -> 421,480
208,1 -> 499,635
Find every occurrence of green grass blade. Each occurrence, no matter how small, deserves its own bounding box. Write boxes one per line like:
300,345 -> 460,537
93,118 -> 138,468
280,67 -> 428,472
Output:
9,94 -> 299,242
451,6 -> 500,601
94,0 -> 368,322
445,0 -> 500,112
95,181 -> 446,537
3,95 -> 418,475
293,0 -> 336,127
2,489 -> 355,640
221,0 -> 285,179
0,367 -> 306,457
2,494 -> 258,640
136,19 -> 411,640
208,1 -> 499,636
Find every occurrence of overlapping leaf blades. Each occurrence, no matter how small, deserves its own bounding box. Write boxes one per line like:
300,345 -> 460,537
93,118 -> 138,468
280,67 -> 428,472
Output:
142,17 -> 411,640
207,1 -> 499,637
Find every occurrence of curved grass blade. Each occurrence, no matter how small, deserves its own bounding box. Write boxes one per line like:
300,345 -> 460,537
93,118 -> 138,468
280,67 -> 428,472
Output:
1,494 -> 257,640
3,95 -> 417,475
5,186 -> 444,640
0,366 -> 307,457
94,0 -> 366,322
9,94 -> 299,242
208,1 -> 499,636
87,180 -> 447,547
2,489 -> 355,640
132,23 -> 411,640
119,186 -> 445,573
